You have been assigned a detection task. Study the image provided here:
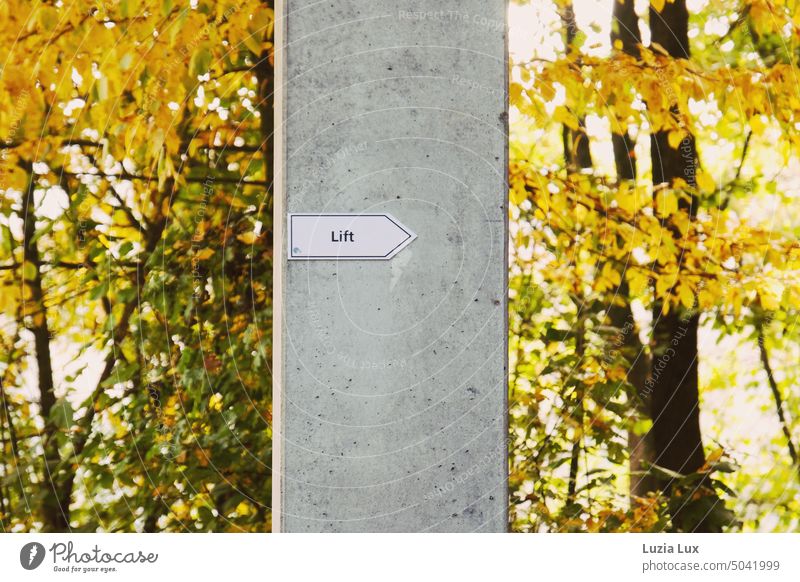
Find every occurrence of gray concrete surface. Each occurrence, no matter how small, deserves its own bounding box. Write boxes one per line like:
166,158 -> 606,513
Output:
277,0 -> 508,532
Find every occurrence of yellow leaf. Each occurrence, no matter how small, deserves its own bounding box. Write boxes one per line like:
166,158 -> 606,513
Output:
758,288 -> 781,311
32,311 -> 45,328
749,114 -> 766,136
656,275 -> 674,299
124,124 -> 138,154
616,182 -> 644,214
696,170 -> 715,193
678,283 -> 695,309
22,261 -> 38,282
540,82 -> 556,102
236,231 -> 258,245
195,248 -> 215,261
510,183 -> 528,206
656,190 -> 678,217
766,248 -> 784,268
553,106 -> 579,131
38,6 -> 59,31
651,0 -> 666,13
509,83 -> 524,108
698,289 -> 715,309
626,270 -> 649,296
656,242 -> 674,265
0,284 -> 19,314
242,32 -> 263,55
209,392 -> 223,412
672,212 -> 690,236
575,203 -> 589,224
667,130 -> 686,149
602,262 -> 622,286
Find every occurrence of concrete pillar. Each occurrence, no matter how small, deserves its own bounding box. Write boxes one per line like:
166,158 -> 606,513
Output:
273,0 -> 508,532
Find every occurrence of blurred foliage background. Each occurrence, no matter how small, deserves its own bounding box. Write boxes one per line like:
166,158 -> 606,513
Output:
1,0 -> 799,533
1,0 -> 275,532
509,0 -> 800,532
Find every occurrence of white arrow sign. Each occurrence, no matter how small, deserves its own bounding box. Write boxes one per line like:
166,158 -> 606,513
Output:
288,213 -> 416,260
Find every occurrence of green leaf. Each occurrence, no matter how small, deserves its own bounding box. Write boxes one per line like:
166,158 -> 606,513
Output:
647,463 -> 685,481
191,47 -> 213,78
50,399 -> 74,430
22,261 -> 37,282
707,461 -> 737,474
101,361 -> 139,388
90,279 -> 109,300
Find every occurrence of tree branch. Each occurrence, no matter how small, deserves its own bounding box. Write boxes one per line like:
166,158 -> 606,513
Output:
756,320 -> 800,480
57,109 -> 197,528
63,169 -> 268,187
106,187 -> 147,233
719,129 -> 752,211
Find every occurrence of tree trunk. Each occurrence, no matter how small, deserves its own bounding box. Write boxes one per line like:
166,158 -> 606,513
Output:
649,312 -> 704,474
608,0 -> 656,500
561,2 -> 592,172
611,0 -> 640,182
648,0 -> 707,530
21,173 -> 68,531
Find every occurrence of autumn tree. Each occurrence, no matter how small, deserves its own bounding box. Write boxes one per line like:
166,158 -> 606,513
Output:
1,0 -> 276,532
510,0 -> 800,532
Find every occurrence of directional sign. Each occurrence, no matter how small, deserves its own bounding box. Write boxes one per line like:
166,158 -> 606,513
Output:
288,213 -> 416,260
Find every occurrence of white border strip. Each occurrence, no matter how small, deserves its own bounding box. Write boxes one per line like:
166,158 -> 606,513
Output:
4,534 -> 799,580
271,0 -> 286,533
